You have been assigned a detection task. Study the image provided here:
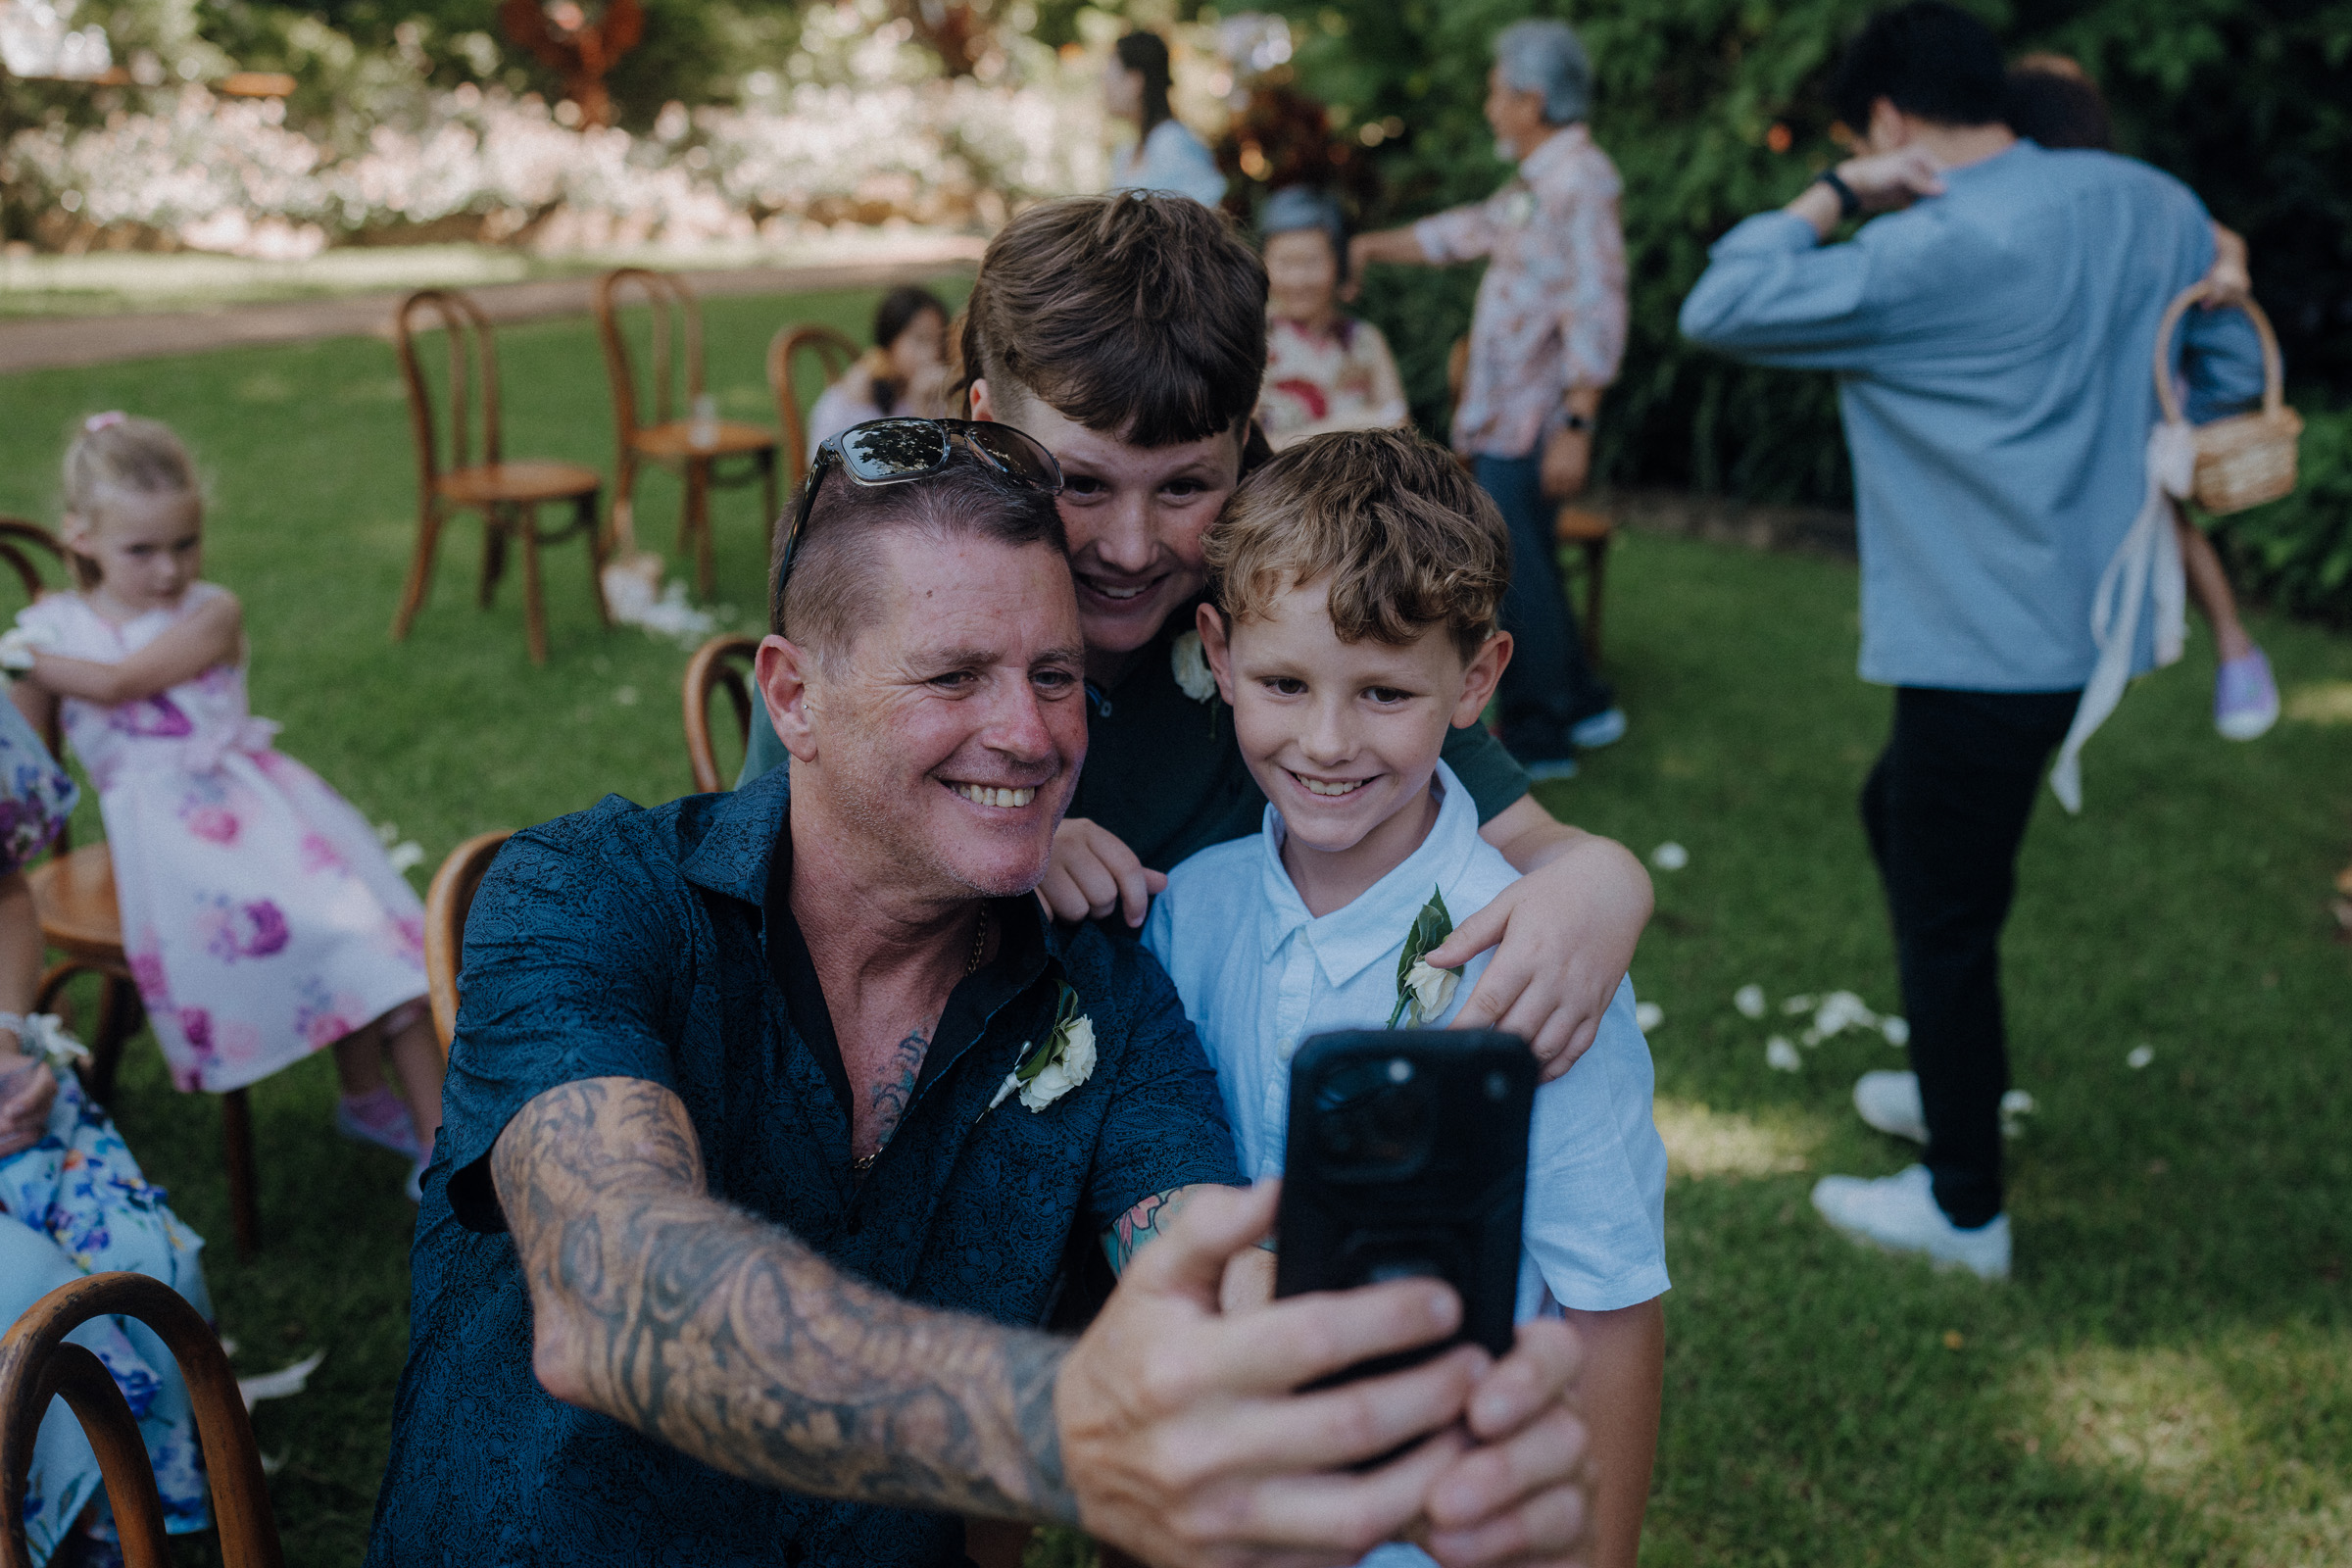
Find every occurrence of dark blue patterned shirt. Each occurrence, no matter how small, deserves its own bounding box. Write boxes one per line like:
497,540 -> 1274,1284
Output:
367,769 -> 1241,1567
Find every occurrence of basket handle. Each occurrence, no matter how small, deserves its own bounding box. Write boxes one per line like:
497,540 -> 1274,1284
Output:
2153,282 -> 2283,424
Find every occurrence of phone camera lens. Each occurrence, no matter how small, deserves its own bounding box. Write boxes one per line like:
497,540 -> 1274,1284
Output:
1387,1057 -> 1413,1084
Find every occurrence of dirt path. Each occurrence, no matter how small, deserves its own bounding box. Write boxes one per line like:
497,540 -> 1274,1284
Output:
0,242 -> 983,374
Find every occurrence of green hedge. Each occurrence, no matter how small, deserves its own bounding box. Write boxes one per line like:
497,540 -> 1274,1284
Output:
1261,0 -> 2352,614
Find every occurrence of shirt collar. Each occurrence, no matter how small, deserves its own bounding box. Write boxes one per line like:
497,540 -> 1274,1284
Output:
1252,760 -> 1488,991
1518,121 -> 1590,182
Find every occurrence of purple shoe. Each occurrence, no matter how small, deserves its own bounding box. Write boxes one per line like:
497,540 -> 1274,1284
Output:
2215,649 -> 2278,741
335,1087 -> 422,1159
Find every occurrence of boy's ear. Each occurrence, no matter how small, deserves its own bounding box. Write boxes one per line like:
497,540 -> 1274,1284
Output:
1195,602 -> 1238,706
1449,630 -> 1514,728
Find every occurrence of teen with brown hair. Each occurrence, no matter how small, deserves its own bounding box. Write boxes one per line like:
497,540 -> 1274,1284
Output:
741,190 -> 1651,1076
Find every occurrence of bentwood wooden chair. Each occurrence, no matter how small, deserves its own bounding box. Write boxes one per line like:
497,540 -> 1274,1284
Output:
0,1272 -> 284,1568
0,519 -> 263,1258
766,323 -> 860,490
392,288 -> 610,666
682,634 -> 760,794
1445,337 -> 1614,663
593,269 -> 779,598
422,831 -> 514,1058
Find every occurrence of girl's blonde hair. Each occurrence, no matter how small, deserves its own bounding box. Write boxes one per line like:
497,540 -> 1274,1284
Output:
61,413 -> 199,590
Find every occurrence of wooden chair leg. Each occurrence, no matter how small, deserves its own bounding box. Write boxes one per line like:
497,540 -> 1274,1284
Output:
687,458 -> 713,599
392,499 -> 446,642
519,504 -> 549,666
612,449 -> 640,555
581,491 -> 612,628
87,975 -> 141,1107
220,1087 -> 259,1260
1581,537 -> 1608,664
479,504 -> 510,608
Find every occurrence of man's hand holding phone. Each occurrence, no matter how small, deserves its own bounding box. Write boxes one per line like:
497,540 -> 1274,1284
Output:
1060,1184 -> 1592,1568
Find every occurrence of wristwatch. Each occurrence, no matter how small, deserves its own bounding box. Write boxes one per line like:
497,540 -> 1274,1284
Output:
1557,411 -> 1592,434
1814,168 -> 1862,220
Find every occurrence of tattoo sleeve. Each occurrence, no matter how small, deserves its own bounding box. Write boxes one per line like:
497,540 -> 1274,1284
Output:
1102,1185 -> 1201,1275
492,1076 -> 1077,1522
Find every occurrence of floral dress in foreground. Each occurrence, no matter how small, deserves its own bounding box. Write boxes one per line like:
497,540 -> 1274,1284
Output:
17,583 -> 427,1093
0,684 -> 77,874
1,1065 -> 212,1561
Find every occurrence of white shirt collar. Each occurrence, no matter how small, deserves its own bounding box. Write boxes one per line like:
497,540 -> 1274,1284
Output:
1252,760 -> 1489,991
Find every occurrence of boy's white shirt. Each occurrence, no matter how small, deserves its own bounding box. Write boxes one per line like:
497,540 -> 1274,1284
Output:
1143,760 -> 1670,1320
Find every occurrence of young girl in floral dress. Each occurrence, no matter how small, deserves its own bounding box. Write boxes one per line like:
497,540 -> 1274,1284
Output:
0,650 -> 211,1565
10,413 -> 441,1198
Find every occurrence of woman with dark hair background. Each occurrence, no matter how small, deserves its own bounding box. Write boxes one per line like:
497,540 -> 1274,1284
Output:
1104,30 -> 1226,208
2006,54 -> 2278,741
802,284 -> 953,461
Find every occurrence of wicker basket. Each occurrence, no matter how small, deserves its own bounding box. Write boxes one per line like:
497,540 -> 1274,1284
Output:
2154,284 -> 2302,515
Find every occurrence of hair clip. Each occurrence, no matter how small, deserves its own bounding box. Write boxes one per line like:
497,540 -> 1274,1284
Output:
82,411 -> 126,433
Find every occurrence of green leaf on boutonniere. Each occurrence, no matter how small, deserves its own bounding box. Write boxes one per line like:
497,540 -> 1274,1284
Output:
1387,887 -> 1462,1028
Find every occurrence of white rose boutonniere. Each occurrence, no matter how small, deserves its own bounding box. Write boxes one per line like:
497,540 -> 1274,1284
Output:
990,984 -> 1098,1112
1387,888 -> 1464,1028
1170,629 -> 1217,704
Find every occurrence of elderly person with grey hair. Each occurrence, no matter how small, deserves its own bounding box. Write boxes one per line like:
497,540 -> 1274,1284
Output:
1353,18 -> 1629,781
1255,184 -> 1409,449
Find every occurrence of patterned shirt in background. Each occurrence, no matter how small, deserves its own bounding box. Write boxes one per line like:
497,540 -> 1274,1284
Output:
1255,313 -> 1410,451
1414,122 -> 1629,461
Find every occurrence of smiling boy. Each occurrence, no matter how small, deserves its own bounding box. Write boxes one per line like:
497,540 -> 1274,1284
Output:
1141,429 -> 1669,1568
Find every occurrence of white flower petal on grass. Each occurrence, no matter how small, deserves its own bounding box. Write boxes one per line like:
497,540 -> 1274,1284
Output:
1813,990 -> 1878,1037
2000,1090 -> 2036,1117
386,841 -> 425,874
1782,994 -> 1816,1015
1634,1001 -> 1663,1032
1649,842 -> 1689,871
2127,1045 -> 2154,1070
260,1449 -> 288,1477
1734,984 -> 1766,1019
1765,1036 -> 1802,1072
613,685 -> 640,707
1881,1016 -> 1910,1047
374,821 -> 399,847
238,1350 -> 324,1412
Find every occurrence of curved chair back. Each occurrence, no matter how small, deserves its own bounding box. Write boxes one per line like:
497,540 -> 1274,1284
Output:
393,289 -> 504,499
423,830 -> 515,1055
0,1271 -> 283,1568
766,324 -> 859,490
682,634 -> 760,795
594,268 -> 707,460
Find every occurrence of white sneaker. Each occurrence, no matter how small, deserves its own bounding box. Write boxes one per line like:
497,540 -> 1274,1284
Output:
1854,1070 -> 1927,1144
1810,1164 -> 2010,1280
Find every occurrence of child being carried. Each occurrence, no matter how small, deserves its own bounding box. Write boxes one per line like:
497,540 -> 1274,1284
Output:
1142,428 -> 1667,1568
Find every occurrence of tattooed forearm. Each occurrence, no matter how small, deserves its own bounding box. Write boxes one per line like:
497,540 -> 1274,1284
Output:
1102,1185 -> 1200,1275
491,1076 -> 1076,1523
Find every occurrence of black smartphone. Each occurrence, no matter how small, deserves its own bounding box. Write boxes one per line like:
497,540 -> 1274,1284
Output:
1273,1028 -> 1536,1387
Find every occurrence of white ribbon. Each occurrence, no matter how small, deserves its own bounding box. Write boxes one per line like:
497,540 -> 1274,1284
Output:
183,715 -> 282,774
2048,421 -> 2195,812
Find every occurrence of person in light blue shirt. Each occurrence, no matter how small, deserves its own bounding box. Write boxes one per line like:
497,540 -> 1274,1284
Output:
1143,429 -> 1667,1568
1105,30 -> 1228,209
1679,1 -> 2266,1280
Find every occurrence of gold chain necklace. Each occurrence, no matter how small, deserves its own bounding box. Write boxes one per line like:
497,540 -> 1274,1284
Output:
852,906 -> 990,1177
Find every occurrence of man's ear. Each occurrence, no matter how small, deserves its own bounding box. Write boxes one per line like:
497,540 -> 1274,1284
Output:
756,633 -> 824,764
1867,96 -> 1912,152
1450,630 -> 1514,729
1196,602 -> 1239,707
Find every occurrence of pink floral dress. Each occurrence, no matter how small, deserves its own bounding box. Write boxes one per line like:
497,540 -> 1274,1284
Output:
17,584 -> 426,1094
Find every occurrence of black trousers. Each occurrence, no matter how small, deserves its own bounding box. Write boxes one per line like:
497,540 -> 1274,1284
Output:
1860,685 -> 2081,1228
1473,453 -> 1615,760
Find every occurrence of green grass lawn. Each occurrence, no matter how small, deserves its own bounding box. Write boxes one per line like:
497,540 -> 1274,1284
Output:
2,296 -> 2350,1566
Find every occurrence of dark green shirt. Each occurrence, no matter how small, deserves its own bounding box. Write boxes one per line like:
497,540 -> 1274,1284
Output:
738,605 -> 1532,873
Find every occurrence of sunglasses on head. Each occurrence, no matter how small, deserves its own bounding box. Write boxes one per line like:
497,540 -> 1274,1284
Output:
771,417 -> 1065,626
